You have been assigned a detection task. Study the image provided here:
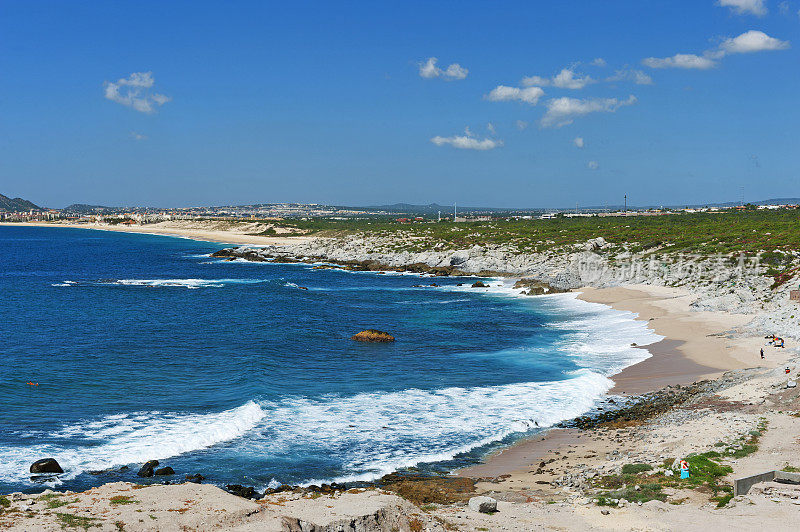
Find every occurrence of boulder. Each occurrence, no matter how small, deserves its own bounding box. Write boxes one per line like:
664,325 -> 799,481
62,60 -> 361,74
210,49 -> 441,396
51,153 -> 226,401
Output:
185,474 -> 205,484
137,460 -> 159,478
226,484 -> 260,499
351,330 -> 395,342
471,281 -> 488,288
154,466 -> 174,476
30,458 -> 63,474
468,496 -> 497,513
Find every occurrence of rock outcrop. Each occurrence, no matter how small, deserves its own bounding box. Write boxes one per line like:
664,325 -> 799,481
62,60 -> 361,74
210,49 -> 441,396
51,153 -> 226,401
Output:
468,495 -> 498,513
30,458 -> 63,474
513,278 -> 567,295
137,460 -> 159,478
351,330 -> 395,342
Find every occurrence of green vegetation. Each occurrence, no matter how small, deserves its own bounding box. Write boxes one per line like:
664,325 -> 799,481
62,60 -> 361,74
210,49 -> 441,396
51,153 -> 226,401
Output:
782,465 -> 800,472
0,495 -> 10,514
271,210 -> 800,256
55,512 -> 98,530
40,493 -> 78,509
621,463 -> 654,474
109,495 -> 137,505
595,451 -> 735,506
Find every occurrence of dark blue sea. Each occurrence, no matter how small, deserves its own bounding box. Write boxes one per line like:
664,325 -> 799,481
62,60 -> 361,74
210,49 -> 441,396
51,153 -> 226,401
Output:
0,226 -> 659,493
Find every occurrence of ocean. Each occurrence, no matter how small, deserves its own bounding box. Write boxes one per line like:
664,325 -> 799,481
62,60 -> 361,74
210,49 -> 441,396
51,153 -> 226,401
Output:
0,226 -> 660,493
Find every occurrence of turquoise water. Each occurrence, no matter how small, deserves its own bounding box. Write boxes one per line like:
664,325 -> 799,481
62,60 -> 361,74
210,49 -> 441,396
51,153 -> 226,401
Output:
0,226 -> 658,493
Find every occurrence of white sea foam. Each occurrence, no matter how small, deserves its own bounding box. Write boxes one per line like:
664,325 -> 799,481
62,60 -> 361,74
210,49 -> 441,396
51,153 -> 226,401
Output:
0,401 -> 265,485
434,280 -> 662,376
53,278 -> 269,289
252,369 -> 614,486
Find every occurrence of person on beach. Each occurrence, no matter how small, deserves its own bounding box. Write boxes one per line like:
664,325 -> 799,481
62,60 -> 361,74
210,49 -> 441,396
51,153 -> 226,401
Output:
680,460 -> 690,479
761,348 -> 765,360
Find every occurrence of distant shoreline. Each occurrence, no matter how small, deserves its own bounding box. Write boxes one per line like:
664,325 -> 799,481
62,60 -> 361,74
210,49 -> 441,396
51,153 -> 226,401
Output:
0,220 -> 313,247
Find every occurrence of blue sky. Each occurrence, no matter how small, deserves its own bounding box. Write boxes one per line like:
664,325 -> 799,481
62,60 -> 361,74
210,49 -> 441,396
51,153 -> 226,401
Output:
1,0 -> 798,208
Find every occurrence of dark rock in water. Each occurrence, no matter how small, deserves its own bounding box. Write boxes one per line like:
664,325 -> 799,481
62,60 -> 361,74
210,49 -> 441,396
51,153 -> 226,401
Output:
226,484 -> 260,499
298,286 -> 309,290
185,474 -> 205,484
430,283 -> 439,287
471,281 -> 488,288
263,484 -> 295,495
513,278 -> 566,295
137,460 -> 159,478
351,329 -> 395,342
30,458 -> 63,474
154,466 -> 174,476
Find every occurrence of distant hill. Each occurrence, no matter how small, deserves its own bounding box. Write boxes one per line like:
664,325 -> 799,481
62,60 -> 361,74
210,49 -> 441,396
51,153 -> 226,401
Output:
0,193 -> 40,212
62,204 -> 117,214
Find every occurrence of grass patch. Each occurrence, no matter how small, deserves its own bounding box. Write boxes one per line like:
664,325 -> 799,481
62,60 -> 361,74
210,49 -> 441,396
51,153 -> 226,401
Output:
109,495 -> 137,505
40,493 -> 78,510
714,493 -> 734,508
55,512 -> 98,530
621,463 -> 654,474
608,483 -> 667,504
730,444 -> 758,458
0,495 -> 10,514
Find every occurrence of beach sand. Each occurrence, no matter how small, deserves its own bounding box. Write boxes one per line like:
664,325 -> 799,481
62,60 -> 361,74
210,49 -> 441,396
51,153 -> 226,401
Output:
458,283 -> 787,483
0,221 -> 313,247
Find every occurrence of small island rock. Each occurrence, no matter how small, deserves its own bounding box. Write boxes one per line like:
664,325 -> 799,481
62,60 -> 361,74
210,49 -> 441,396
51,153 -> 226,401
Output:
471,281 -> 488,288
30,458 -> 63,474
351,330 -> 395,342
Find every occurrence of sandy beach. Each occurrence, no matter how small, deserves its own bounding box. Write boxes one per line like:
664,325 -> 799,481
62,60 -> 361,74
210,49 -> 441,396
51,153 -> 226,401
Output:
0,221 -> 313,247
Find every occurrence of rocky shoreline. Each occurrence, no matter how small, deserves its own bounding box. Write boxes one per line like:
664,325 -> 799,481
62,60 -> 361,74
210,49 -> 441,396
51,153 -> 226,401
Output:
209,233 -> 798,340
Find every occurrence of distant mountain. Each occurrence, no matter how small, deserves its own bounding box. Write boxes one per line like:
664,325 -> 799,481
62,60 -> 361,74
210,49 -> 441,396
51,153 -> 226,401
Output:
0,193 -> 40,212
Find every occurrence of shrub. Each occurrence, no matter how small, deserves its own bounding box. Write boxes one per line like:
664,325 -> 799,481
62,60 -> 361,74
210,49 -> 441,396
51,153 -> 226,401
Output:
621,463 -> 654,474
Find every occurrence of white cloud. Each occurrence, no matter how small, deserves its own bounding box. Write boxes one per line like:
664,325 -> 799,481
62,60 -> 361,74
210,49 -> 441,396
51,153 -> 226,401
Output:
522,68 -> 594,89
607,68 -> 653,85
591,58 -> 607,67
516,120 -> 529,130
574,137 -> 585,148
587,161 -> 599,170
487,122 -> 497,135
431,128 -> 502,150
130,131 -> 147,141
720,30 -> 790,53
541,95 -> 637,128
104,72 -> 171,114
717,0 -> 767,16
418,57 -> 468,80
779,1 -> 790,14
485,85 -> 545,105
642,30 -> 789,71
443,63 -> 468,80
642,53 -> 717,69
